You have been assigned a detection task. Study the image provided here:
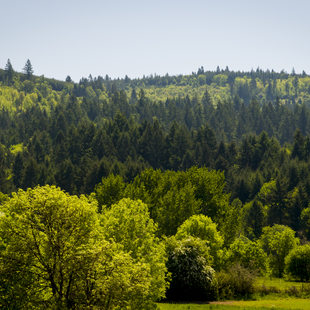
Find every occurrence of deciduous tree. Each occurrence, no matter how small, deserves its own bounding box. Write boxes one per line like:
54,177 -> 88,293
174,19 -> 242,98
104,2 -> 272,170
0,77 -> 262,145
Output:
0,186 -> 161,309
259,224 -> 299,277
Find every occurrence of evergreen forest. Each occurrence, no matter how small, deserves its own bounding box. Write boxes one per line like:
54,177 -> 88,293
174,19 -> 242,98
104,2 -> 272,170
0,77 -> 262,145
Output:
2,60 -> 310,308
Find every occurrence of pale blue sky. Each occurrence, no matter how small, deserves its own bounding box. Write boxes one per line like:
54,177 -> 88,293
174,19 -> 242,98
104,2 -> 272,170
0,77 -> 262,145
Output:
1,0 -> 309,81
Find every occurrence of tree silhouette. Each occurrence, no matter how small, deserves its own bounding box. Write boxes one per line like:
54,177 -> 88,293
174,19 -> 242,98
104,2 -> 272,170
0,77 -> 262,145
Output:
4,59 -> 14,84
23,59 -> 34,79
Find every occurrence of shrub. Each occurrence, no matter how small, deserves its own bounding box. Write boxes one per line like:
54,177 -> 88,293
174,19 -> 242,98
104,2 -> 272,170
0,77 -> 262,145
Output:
301,283 -> 310,296
285,286 -> 300,297
165,236 -> 217,301
217,264 -> 256,299
285,244 -> 310,281
256,285 -> 281,296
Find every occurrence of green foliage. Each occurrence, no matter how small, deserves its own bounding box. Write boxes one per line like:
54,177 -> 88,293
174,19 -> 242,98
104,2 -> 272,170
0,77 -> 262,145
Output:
2,68 -> 310,230
4,59 -> 14,85
123,167 -> 230,237
23,59 -> 34,79
301,207 -> 310,238
3,66 -> 310,305
0,186 -> 163,309
186,167 -> 230,224
216,264 -> 256,300
175,214 -> 224,270
285,244 -> 310,281
94,174 -> 126,211
101,198 -> 169,302
243,200 -> 266,239
228,236 -> 268,275
259,225 -> 299,277
165,236 -> 217,301
218,198 -> 243,247
0,192 -> 8,204
2,67 -> 310,303
154,181 -> 202,236
0,185 -> 98,308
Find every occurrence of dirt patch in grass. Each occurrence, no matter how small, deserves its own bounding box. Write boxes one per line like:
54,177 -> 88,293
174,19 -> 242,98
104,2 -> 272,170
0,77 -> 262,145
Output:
210,301 -> 237,305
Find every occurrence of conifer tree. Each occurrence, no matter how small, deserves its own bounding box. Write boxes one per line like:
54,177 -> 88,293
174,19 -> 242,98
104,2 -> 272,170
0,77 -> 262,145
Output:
4,59 -> 14,84
23,59 -> 34,79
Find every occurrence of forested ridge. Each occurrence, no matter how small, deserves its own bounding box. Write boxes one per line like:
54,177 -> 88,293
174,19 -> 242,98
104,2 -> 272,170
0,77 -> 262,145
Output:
2,60 -> 310,308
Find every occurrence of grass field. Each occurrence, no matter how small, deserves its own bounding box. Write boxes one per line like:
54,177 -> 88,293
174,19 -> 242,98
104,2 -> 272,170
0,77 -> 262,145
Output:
235,298 -> 310,309
158,303 -> 295,310
158,298 -> 310,309
255,277 -> 304,290
158,277 -> 310,310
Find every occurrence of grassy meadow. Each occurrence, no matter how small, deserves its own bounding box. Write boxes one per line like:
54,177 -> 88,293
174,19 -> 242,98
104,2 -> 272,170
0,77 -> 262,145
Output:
158,299 -> 310,310
158,277 -> 310,310
158,303 -> 294,310
255,277 -> 305,290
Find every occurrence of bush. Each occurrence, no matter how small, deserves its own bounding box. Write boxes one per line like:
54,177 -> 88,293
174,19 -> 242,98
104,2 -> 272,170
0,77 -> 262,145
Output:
165,236 -> 217,301
285,244 -> 310,281
285,286 -> 300,297
217,264 -> 256,299
256,285 -> 281,296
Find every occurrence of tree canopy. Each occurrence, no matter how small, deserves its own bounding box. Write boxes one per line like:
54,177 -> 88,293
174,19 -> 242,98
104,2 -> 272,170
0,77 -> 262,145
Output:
0,186 -> 167,309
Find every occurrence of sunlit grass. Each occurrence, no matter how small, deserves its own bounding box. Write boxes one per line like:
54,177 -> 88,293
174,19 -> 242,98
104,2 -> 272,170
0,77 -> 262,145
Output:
158,303 -> 292,310
158,299 -> 309,309
235,298 -> 310,309
255,277 -> 304,290
158,277 -> 310,310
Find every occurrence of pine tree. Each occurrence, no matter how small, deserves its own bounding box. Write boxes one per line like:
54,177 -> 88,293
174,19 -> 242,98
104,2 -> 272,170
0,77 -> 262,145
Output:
23,59 -> 34,79
4,59 -> 14,84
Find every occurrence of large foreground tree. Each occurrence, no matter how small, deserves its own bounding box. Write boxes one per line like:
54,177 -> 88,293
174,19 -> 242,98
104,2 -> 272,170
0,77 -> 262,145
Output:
0,186 -> 164,309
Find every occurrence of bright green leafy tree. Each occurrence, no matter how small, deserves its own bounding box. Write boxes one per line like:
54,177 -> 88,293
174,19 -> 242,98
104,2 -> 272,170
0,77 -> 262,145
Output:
100,198 -> 169,303
175,214 -> 224,270
0,186 -> 161,309
259,224 -> 299,277
228,236 -> 268,275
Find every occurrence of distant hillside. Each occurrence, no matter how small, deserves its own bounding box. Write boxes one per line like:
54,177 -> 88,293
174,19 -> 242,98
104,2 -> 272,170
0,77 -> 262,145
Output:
103,67 -> 310,106
1,66 -> 310,110
1,65 -> 310,145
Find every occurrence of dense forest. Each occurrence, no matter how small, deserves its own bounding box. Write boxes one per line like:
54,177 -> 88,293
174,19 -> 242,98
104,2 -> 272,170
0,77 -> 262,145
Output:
2,60 -> 310,308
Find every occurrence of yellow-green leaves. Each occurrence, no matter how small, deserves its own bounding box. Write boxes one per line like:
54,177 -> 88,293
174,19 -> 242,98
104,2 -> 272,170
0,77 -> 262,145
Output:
0,186 -> 167,309
0,185 -> 100,308
175,214 -> 223,270
259,224 -> 299,277
101,198 -> 169,302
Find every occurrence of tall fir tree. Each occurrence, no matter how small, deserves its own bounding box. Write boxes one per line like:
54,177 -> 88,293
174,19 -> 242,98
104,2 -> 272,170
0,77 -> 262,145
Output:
23,59 -> 34,79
